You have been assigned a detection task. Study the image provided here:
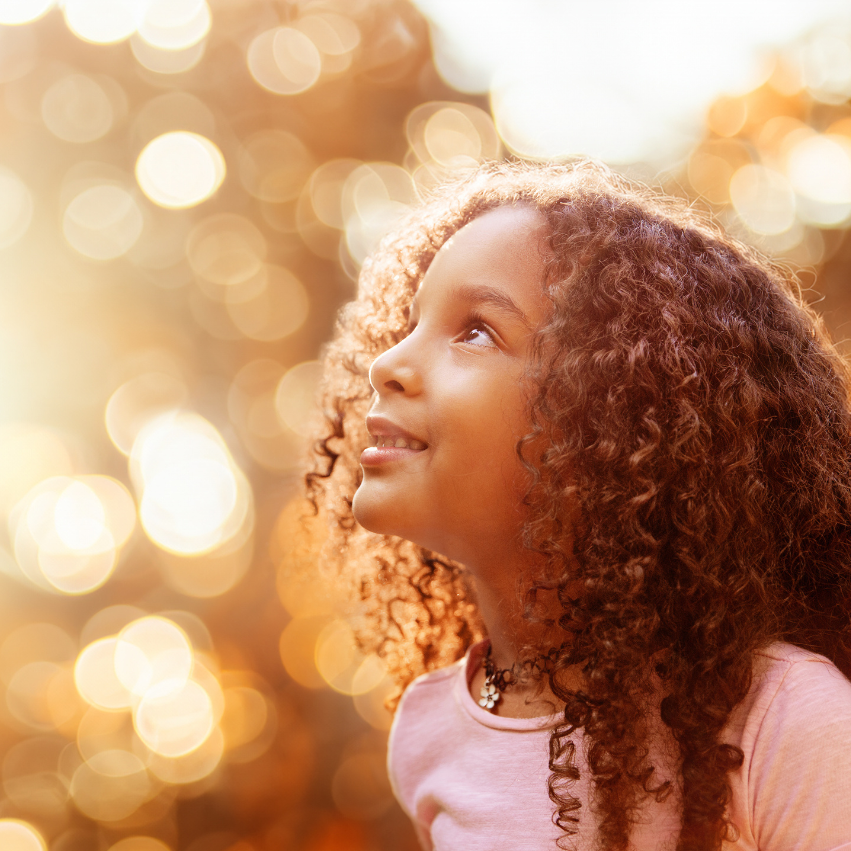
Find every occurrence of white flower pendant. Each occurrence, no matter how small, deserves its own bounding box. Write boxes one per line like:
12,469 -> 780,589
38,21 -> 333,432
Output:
478,676 -> 500,711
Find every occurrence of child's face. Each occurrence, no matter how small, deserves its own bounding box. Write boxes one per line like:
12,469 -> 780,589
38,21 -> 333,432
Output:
352,205 -> 550,569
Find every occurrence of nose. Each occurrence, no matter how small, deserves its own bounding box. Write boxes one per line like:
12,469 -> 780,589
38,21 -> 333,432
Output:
369,336 -> 423,396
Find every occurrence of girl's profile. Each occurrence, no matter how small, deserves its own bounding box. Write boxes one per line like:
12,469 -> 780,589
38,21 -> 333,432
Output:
307,161 -> 851,850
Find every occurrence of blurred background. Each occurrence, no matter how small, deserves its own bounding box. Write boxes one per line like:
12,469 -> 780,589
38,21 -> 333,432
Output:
1,1 -> 851,849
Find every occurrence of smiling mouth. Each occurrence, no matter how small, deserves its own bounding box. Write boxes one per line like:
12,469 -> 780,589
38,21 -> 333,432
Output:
369,435 -> 427,451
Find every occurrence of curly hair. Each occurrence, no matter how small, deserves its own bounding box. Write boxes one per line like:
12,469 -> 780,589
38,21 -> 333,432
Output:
306,161 -> 851,851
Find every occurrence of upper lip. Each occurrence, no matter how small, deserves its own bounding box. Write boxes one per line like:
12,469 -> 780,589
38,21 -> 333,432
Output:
365,415 -> 428,447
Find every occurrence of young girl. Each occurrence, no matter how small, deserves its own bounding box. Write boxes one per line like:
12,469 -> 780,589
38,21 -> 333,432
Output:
306,161 -> 851,851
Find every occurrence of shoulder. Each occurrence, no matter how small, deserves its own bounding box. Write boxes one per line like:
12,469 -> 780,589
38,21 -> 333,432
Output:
751,642 -> 851,718
724,643 -> 851,849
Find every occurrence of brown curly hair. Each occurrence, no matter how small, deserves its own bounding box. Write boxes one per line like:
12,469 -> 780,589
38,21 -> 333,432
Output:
306,161 -> 851,851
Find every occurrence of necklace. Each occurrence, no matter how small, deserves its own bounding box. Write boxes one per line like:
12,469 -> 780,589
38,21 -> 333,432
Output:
478,644 -> 560,712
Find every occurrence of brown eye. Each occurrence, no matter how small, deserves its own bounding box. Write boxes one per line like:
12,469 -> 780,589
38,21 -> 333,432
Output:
460,323 -> 496,347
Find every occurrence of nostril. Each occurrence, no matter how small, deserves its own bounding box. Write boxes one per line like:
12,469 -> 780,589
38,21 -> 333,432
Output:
385,380 -> 404,392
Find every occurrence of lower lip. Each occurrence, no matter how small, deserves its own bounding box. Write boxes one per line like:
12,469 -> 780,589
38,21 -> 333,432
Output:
360,446 -> 427,466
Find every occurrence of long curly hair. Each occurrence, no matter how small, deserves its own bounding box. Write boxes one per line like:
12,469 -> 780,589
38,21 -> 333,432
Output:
306,161 -> 851,851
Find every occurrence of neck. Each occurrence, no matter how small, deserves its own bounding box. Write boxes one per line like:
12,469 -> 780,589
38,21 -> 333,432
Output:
468,553 -> 562,671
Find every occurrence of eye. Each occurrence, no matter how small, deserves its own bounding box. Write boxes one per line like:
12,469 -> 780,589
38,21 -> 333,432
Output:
459,320 -> 497,348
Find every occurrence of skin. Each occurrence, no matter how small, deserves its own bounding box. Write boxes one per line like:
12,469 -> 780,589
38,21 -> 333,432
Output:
353,205 -> 576,718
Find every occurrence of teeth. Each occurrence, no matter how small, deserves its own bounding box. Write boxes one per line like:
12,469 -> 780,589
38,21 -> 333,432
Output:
372,436 -> 426,450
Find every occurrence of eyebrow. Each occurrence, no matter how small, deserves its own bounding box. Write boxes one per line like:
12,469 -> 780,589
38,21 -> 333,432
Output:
411,283 -> 532,329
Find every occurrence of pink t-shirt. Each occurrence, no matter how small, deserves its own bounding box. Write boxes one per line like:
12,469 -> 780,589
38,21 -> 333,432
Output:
388,641 -> 851,851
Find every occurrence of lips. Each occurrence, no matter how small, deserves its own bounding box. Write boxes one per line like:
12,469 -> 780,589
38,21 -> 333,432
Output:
361,415 -> 428,466
365,415 -> 428,450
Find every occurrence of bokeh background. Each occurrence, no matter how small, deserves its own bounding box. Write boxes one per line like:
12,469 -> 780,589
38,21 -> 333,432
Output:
1,1 -> 851,850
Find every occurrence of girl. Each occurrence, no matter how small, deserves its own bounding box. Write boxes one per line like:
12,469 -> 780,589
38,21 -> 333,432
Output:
306,161 -> 851,851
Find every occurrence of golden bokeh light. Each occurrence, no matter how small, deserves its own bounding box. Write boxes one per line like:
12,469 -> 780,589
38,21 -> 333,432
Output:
353,674 -> 395,732
75,637 -> 135,711
729,164 -> 797,236
219,672 -> 276,764
136,132 -> 225,210
41,73 -> 114,143
130,32 -> 206,75
9,475 -> 135,594
2,736 -> 70,819
308,159 -> 361,230
0,424 -> 73,517
225,264 -> 309,342
0,819 -> 47,851
406,101 -> 499,178
786,133 -> 851,226
0,0 -> 52,26
131,412 -> 252,555
134,678 -> 214,757
186,213 -> 267,292
106,373 -> 189,457
0,165 -> 33,249
63,0 -> 143,44
315,620 -> 386,696
69,748 -> 151,821
342,162 -> 416,264
108,837 -> 171,851
247,27 -> 322,96
147,723 -> 223,785
274,360 -> 322,437
237,130 -> 314,204
76,705 -> 138,762
279,617 -> 330,690
137,0 -> 211,51
114,616 -> 193,698
62,184 -> 144,261
294,13 -> 360,75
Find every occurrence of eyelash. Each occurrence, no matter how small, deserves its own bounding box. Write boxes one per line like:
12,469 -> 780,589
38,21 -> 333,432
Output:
458,314 -> 497,347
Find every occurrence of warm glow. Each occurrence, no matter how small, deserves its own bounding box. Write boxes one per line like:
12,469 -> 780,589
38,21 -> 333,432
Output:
114,616 -> 193,697
147,725 -> 224,784
130,33 -> 206,74
41,74 -> 114,143
105,372 -> 189,456
247,27 -> 322,95
0,0 -> 53,25
75,637 -> 135,710
226,264 -> 309,341
786,133 -> 851,226
729,164 -> 796,235
238,130 -> 314,203
186,213 -> 267,290
137,0 -> 211,50
134,677 -> 214,756
274,360 -> 322,437
108,838 -> 171,851
10,475 -> 135,594
279,617 -> 330,689
131,412 -> 251,555
63,0 -> 144,44
70,749 -> 151,821
342,163 -> 416,263
63,184 -> 144,260
0,166 -> 33,249
0,820 -> 47,851
315,619 -> 386,695
136,131 -> 225,209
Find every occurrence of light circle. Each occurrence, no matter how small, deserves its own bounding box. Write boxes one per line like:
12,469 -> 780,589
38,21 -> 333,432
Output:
0,0 -> 53,26
63,0 -> 146,44
0,820 -> 46,851
136,131 -> 225,209
0,167 -> 33,249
